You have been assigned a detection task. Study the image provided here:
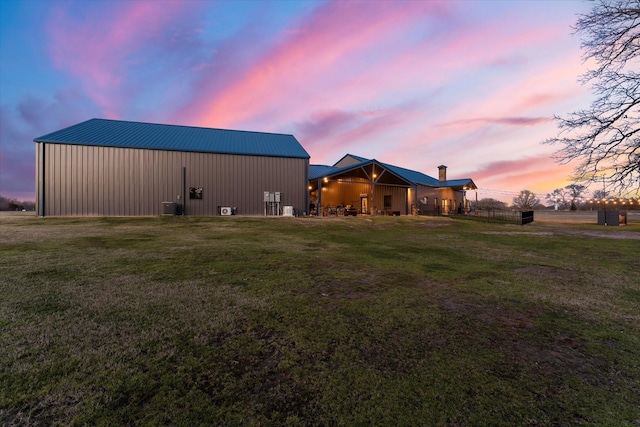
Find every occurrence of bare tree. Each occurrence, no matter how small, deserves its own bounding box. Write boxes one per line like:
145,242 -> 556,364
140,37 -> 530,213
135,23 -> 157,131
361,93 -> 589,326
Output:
476,198 -> 508,210
545,188 -> 567,210
565,184 -> 587,209
592,189 -> 610,200
512,190 -> 540,210
544,0 -> 640,196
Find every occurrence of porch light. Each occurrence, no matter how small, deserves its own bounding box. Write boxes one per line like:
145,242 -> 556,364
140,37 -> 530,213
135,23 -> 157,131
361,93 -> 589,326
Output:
323,177 -> 328,183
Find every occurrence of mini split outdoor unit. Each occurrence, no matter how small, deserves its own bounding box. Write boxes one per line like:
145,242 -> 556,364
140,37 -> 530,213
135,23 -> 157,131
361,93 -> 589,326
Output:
220,207 -> 232,216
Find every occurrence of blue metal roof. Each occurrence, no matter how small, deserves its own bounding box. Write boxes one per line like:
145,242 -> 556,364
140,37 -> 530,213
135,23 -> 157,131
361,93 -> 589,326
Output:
310,154 -> 475,188
34,118 -> 310,159
380,162 -> 441,186
309,165 -> 340,180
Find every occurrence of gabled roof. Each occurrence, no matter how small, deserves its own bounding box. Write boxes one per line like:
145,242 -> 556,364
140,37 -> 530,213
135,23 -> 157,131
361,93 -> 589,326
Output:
34,118 -> 310,159
310,154 -> 476,189
440,179 -> 477,189
380,163 -> 440,186
333,154 -> 370,167
310,158 -> 413,186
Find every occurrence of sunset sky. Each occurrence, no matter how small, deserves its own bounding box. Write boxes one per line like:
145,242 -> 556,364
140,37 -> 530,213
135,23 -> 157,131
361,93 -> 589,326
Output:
0,0 -> 597,203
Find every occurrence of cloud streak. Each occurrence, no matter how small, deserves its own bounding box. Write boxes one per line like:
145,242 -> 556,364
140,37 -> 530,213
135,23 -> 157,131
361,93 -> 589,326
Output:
47,1 -> 202,118
178,1 -> 452,128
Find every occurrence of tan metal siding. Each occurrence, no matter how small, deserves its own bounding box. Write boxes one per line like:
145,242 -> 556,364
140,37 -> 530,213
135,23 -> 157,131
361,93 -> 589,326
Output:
39,144 -> 307,216
317,181 -> 408,214
36,143 -> 44,216
373,186 -> 407,214
182,152 -> 307,215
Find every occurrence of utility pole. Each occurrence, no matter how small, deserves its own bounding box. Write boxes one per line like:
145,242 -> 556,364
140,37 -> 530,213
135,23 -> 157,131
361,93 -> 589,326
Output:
602,175 -> 607,226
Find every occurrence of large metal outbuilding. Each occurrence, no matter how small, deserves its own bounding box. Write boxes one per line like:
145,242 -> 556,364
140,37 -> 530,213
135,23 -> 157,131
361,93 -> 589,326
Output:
34,118 -> 310,216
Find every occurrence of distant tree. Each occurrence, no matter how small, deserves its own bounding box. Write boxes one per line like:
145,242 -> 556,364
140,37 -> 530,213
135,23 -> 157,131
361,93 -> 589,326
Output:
592,189 -> 609,200
545,188 -> 567,210
512,190 -> 540,210
476,198 -> 508,210
0,195 -> 34,211
565,184 -> 586,210
544,0 -> 640,196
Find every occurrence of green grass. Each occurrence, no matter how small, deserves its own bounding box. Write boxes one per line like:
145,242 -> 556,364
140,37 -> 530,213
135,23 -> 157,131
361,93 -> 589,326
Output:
1,215 -> 639,425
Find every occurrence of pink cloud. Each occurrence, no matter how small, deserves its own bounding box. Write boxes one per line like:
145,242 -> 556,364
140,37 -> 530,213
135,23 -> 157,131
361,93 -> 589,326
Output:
437,116 -> 553,129
469,155 -> 580,199
470,156 -> 556,182
295,109 -> 359,142
299,101 -> 425,167
47,1 -> 199,117
180,1 -> 451,129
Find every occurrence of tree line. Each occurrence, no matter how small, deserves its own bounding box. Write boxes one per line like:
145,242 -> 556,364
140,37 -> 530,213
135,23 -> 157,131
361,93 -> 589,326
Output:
0,195 -> 35,211
475,185 -> 639,211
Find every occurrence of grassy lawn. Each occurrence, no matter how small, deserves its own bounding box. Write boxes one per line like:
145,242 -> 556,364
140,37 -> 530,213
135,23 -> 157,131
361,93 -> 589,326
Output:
1,215 -> 639,425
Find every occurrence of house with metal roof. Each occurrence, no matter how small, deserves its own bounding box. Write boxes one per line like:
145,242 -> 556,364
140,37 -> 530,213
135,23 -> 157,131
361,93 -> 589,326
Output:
309,154 -> 477,216
34,118 -> 310,216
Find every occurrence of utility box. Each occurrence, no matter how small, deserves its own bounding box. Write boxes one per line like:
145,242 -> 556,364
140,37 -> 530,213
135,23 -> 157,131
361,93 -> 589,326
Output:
162,202 -> 176,215
283,206 -> 294,217
598,210 -> 619,226
521,211 -> 534,225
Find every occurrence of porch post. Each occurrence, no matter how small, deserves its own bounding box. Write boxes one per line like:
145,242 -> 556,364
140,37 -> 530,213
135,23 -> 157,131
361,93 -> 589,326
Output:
317,178 -> 322,216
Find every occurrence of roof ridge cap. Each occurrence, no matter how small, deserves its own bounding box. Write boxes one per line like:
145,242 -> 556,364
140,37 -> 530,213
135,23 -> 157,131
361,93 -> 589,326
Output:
88,118 -> 296,137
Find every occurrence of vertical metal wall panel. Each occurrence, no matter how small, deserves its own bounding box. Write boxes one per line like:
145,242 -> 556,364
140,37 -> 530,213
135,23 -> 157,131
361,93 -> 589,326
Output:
40,143 -> 307,216
80,145 -> 86,215
142,149 -> 150,215
45,144 -> 51,216
100,146 -> 106,215
316,181 -> 408,214
45,144 -> 53,216
51,144 -> 59,215
36,143 -> 44,216
373,185 -> 407,214
71,145 -> 78,214
59,144 -> 66,215
112,148 -> 119,215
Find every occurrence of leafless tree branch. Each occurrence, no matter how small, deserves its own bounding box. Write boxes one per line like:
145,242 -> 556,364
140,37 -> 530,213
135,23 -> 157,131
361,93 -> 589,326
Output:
544,0 -> 640,196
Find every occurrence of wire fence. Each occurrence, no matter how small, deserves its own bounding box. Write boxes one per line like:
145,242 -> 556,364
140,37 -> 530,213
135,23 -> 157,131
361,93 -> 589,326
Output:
414,204 -> 533,224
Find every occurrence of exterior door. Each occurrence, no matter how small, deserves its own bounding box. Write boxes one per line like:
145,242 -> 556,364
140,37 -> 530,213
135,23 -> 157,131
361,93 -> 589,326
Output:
360,196 -> 368,214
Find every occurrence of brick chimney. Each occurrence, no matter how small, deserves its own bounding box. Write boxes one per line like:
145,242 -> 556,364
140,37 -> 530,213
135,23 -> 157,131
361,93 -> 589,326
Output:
438,165 -> 447,182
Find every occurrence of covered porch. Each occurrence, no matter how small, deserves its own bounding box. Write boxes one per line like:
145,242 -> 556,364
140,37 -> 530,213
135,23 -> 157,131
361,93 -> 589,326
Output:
309,160 -> 413,216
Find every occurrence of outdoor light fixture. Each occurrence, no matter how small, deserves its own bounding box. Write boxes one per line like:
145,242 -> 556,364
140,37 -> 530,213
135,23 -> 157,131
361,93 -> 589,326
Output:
323,177 -> 328,183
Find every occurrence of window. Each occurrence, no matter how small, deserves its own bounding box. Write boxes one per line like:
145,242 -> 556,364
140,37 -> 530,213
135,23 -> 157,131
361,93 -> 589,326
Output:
189,187 -> 203,199
384,195 -> 392,209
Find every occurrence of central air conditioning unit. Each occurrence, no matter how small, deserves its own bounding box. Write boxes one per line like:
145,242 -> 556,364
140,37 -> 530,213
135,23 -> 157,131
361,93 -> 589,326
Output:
220,207 -> 232,216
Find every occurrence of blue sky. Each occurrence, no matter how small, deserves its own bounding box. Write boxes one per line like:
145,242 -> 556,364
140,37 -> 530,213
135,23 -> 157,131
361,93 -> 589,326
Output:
0,0 -> 595,202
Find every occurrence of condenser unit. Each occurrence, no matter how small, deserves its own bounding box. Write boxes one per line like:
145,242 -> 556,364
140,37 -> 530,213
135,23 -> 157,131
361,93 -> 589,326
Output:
220,207 -> 232,216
